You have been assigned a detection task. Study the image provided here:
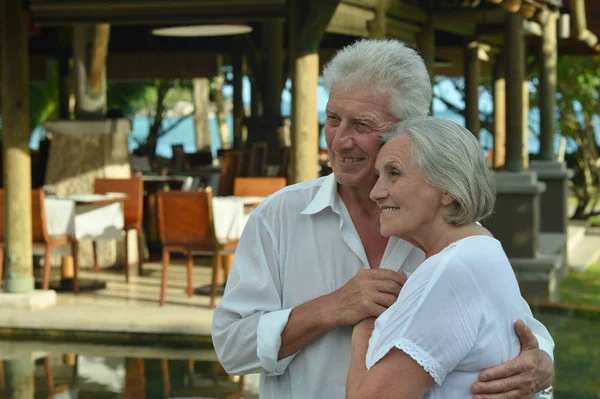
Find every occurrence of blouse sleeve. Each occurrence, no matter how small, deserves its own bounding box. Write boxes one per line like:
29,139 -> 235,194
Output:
365,253 -> 482,386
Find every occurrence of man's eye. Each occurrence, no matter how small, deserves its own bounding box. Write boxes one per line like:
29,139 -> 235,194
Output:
390,170 -> 402,177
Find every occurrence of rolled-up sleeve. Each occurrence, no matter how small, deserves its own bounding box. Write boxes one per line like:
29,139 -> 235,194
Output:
212,208 -> 298,375
257,308 -> 297,375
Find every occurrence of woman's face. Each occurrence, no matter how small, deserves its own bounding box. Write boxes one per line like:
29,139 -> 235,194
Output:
369,136 -> 448,239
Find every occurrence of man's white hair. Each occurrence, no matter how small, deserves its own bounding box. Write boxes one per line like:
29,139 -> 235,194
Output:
322,39 -> 432,120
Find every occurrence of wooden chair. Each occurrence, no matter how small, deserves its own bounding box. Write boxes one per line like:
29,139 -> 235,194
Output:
217,150 -> 244,196
156,188 -> 237,307
0,189 -> 80,292
233,177 -> 287,197
93,177 -> 144,282
278,146 -> 291,181
248,141 -> 268,177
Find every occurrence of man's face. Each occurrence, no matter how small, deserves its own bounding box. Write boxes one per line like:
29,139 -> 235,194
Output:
324,86 -> 399,190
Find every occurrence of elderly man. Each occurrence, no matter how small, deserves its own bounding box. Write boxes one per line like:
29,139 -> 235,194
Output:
212,39 -> 554,399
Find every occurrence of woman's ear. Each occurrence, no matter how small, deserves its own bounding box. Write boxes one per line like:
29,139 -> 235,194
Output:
441,192 -> 454,207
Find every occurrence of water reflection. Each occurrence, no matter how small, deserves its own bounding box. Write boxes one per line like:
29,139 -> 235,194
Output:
0,343 -> 257,399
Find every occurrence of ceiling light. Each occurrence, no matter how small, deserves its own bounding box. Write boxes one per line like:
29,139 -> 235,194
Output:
152,25 -> 252,37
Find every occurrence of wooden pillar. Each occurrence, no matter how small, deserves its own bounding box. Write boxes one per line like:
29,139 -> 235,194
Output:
417,17 -> 435,115
522,81 -> 529,169
368,0 -> 389,39
192,78 -> 211,151
232,37 -> 245,148
493,54 -> 506,169
262,20 -> 284,120
1,0 -> 34,293
4,359 -> 34,399
73,24 -> 110,119
291,54 -> 319,183
504,12 -> 525,172
464,40 -> 480,138
539,12 -> 558,161
289,0 -> 340,183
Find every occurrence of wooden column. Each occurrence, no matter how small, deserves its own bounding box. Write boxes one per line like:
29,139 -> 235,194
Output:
504,12 -> 525,172
417,17 -> 435,115
292,54 -> 319,183
464,40 -> 480,138
1,0 -> 34,293
289,0 -> 340,183
539,12 -> 558,161
262,20 -> 284,120
493,54 -> 506,169
192,78 -> 211,151
232,37 -> 245,148
522,81 -> 530,170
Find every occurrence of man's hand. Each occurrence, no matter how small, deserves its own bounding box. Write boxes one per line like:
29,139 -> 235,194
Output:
328,269 -> 407,327
471,320 -> 554,398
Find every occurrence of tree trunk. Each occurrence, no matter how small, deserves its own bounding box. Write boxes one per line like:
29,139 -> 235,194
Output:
73,24 -> 110,119
214,54 -> 230,149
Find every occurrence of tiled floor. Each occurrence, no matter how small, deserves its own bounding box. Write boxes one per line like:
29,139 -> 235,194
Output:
0,256 -> 220,338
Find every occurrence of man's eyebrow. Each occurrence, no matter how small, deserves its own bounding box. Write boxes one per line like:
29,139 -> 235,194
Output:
325,107 -> 338,115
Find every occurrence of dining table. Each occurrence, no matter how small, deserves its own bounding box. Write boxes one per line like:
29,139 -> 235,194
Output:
41,193 -> 127,292
193,195 -> 265,297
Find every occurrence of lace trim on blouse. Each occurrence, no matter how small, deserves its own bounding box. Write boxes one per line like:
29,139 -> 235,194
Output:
367,338 -> 446,386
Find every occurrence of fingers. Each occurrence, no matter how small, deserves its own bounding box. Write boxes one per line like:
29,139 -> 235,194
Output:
514,319 -> 539,352
366,269 -> 408,285
471,391 -> 522,399
471,375 -> 536,397
372,292 -> 398,309
478,358 -> 527,382
373,280 -> 402,296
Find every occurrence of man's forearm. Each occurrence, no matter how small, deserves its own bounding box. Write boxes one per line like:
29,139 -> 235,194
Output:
278,294 -> 338,359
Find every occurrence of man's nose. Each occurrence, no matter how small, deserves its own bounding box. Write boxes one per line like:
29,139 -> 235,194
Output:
330,125 -> 353,151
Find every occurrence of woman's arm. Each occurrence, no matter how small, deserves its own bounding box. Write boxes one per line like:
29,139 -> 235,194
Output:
346,318 -> 434,399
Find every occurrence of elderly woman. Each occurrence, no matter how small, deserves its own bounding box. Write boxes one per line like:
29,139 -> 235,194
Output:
346,117 -> 554,399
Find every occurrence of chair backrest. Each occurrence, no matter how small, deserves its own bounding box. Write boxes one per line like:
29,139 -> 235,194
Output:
278,146 -> 291,180
248,142 -> 268,177
218,150 -> 244,196
94,177 -> 143,227
156,189 -> 218,247
233,177 -> 287,197
187,151 -> 213,167
0,189 -> 50,244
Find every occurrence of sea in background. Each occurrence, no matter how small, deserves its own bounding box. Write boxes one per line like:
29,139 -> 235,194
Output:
28,78 -> 596,158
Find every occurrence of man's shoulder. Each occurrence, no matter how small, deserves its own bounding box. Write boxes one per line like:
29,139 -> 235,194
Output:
257,176 -> 330,213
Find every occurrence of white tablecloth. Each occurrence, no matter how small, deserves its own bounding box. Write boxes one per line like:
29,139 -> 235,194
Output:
45,197 -> 125,241
212,196 -> 264,244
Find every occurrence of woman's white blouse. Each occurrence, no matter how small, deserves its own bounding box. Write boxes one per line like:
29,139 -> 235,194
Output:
366,235 -> 553,398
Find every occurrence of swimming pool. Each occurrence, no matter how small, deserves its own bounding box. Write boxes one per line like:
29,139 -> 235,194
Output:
0,306 -> 597,398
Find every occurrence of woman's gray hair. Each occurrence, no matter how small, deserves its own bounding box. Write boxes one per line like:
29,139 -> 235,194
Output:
322,39 -> 432,120
381,117 -> 496,225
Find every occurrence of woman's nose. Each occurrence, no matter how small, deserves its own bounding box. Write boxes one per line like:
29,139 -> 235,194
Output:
370,180 -> 387,202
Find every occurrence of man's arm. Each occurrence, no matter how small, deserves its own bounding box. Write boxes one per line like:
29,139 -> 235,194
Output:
213,211 -> 407,374
278,269 -> 408,359
471,320 -> 554,398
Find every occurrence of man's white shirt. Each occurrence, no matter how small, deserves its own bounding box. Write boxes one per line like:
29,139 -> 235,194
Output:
211,173 -> 554,399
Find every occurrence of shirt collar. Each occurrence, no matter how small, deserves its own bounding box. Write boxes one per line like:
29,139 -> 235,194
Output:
301,174 -> 340,215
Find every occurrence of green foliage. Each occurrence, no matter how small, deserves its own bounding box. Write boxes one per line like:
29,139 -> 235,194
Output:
0,60 -> 60,140
560,261 -> 600,307
107,80 -> 157,117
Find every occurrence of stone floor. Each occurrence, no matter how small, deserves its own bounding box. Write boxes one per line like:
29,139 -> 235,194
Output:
0,255 -> 218,341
